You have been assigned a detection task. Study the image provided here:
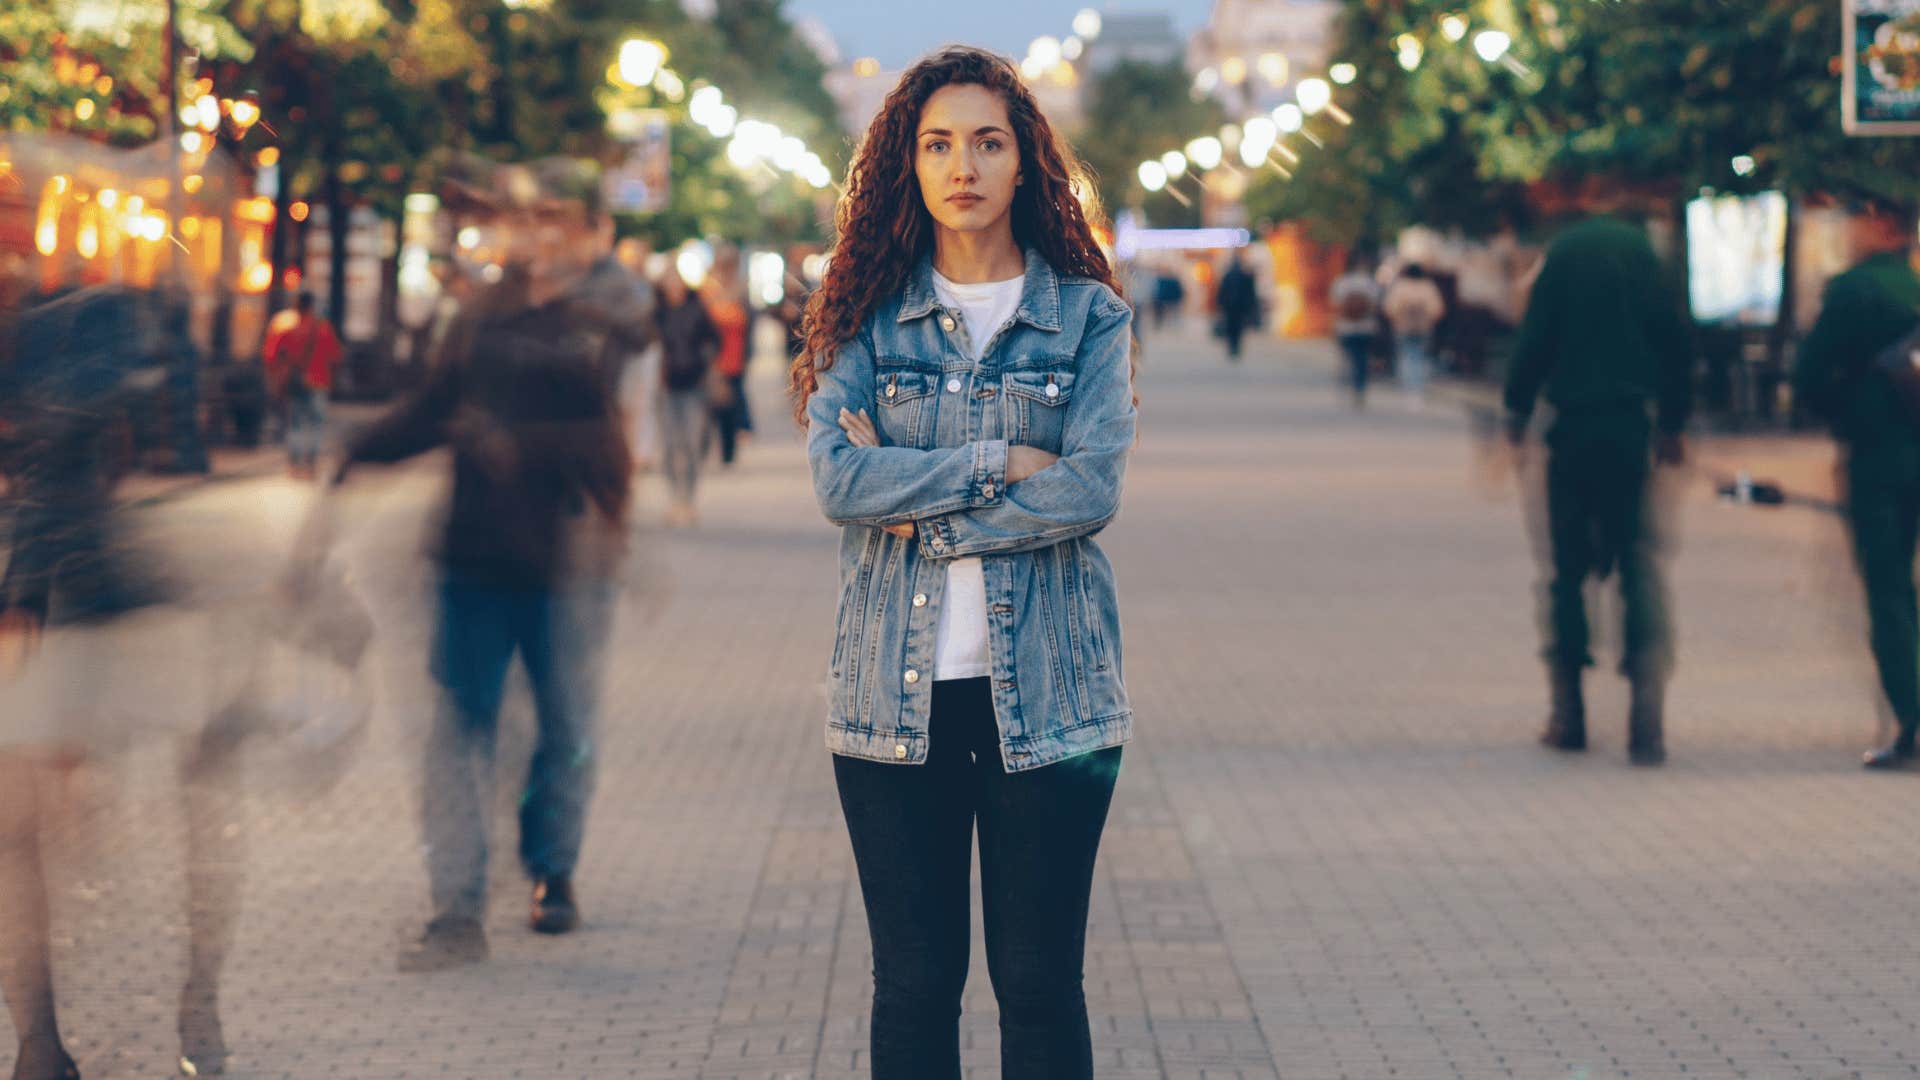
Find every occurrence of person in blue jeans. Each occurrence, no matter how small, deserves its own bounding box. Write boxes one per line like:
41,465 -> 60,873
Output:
792,46 -> 1137,1080
335,255 -> 633,970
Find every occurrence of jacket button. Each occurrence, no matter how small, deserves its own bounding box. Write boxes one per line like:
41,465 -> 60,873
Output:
1044,382 -> 1060,399
946,377 -> 962,393
913,593 -> 927,607
940,316 -> 956,331
982,483 -> 996,499
895,744 -> 909,759
904,669 -> 920,684
885,383 -> 896,398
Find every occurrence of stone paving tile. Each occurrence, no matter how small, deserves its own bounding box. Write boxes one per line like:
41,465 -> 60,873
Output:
7,333 -> 1920,1078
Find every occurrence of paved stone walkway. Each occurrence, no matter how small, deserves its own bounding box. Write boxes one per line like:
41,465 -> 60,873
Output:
9,327 -> 1919,1079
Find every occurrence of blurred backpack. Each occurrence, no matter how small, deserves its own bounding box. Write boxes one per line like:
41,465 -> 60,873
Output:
1338,284 -> 1377,323
1875,319 -> 1920,426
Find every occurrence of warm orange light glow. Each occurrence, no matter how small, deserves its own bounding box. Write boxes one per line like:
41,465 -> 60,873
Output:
76,203 -> 100,259
242,261 -> 273,293
257,146 -> 280,167
182,173 -> 204,195
74,98 -> 96,122
229,97 -> 261,129
284,267 -> 303,290
289,201 -> 310,223
34,178 -> 61,256
235,196 -> 275,224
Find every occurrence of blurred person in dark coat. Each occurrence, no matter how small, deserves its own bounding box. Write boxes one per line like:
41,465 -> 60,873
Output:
1792,204 -> 1920,770
1504,215 -> 1692,766
334,252 -> 634,970
1214,251 -> 1260,362
0,278 -> 248,1078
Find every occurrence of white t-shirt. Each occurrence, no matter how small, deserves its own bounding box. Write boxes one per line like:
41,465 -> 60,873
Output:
929,269 -> 1024,681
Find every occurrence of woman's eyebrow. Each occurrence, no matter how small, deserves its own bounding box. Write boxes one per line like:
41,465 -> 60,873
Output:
917,125 -> 1012,138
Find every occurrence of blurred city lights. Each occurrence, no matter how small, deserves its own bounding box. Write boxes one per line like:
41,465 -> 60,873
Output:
195,94 -> 221,131
1330,62 -> 1358,85
229,93 -> 261,131
1221,56 -> 1248,85
1073,8 -> 1102,39
1062,36 -> 1084,62
1296,77 -> 1332,115
1137,160 -> 1168,192
1029,36 -> 1062,69
1396,35 -> 1424,71
1473,30 -> 1512,63
1273,103 -> 1304,133
618,39 -> 666,87
1194,68 -> 1220,95
1160,150 -> 1188,178
1186,136 -> 1223,170
1441,13 -> 1470,43
1732,154 -> 1756,177
1257,53 -> 1288,87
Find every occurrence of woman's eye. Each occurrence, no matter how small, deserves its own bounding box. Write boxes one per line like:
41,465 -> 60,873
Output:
925,140 -> 948,153
979,139 -> 1002,152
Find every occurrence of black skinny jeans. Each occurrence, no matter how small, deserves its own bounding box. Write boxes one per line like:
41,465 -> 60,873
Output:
833,677 -> 1122,1080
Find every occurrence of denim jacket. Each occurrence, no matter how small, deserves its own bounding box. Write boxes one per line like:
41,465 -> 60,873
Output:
806,249 -> 1136,773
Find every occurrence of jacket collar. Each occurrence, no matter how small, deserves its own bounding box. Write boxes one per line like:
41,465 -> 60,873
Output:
896,247 -> 1063,333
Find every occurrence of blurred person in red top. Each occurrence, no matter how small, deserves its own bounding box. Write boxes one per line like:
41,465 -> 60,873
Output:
702,245 -> 753,466
262,292 -> 342,479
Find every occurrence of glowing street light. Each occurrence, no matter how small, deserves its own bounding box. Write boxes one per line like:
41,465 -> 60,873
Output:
1295,77 -> 1332,116
1062,36 -> 1084,62
1330,62 -> 1358,85
1273,103 -> 1304,133
1441,13 -> 1469,42
1731,154 -> 1756,177
618,39 -> 666,87
1242,116 -> 1278,153
1029,36 -> 1063,69
1186,136 -> 1223,171
1137,160 -> 1168,192
1073,8 -> 1102,40
1473,30 -> 1512,63
1159,150 -> 1188,178
1395,34 -> 1424,71
194,94 -> 221,131
1257,52 -> 1288,87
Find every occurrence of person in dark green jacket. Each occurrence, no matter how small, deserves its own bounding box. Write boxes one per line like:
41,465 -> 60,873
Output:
1505,215 -> 1693,765
1792,206 -> 1920,770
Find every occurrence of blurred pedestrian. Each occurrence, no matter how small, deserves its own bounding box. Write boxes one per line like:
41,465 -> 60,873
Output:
1791,203 -> 1920,770
614,238 -> 663,469
1504,214 -> 1692,766
1214,250 -> 1260,362
335,254 -> 633,969
261,292 -> 341,480
792,45 -> 1136,1080
1383,263 -> 1446,402
1150,266 -> 1185,330
702,244 -> 753,467
1,280 -> 246,1078
653,266 -> 719,526
1330,253 -> 1382,408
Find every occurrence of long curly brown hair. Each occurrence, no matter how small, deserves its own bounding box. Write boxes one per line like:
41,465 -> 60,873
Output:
789,45 -> 1121,425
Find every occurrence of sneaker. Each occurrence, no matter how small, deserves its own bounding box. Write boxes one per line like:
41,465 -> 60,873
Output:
530,878 -> 580,935
396,915 -> 488,973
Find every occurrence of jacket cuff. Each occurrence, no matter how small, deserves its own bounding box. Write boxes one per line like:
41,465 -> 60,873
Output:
917,515 -> 960,560
971,439 -> 1008,507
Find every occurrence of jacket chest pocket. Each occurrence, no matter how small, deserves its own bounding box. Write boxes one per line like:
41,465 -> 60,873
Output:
876,370 -> 939,448
1004,370 -> 1074,454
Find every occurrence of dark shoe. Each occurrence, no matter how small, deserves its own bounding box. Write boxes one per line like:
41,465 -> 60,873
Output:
1540,665 -> 1586,751
10,1039 -> 79,1080
530,878 -> 579,935
1863,742 -> 1919,771
178,979 -> 227,1076
396,915 -> 488,973
1628,675 -> 1666,767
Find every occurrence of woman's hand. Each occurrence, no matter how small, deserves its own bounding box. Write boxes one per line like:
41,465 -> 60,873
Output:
1008,446 -> 1059,483
838,408 -> 914,538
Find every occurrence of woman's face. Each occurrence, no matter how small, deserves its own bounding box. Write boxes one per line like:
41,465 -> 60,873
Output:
914,83 -> 1022,241
660,272 -> 688,305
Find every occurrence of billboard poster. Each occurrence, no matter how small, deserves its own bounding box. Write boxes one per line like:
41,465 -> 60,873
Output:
603,109 -> 672,214
1845,0 -> 1920,134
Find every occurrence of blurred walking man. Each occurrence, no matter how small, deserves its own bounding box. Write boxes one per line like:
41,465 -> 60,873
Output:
1504,214 -> 1693,766
335,243 -> 634,969
1792,203 -> 1920,770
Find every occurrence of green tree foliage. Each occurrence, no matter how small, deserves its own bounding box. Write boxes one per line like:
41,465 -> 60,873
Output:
1075,58 -> 1227,229
1248,0 -> 1920,247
